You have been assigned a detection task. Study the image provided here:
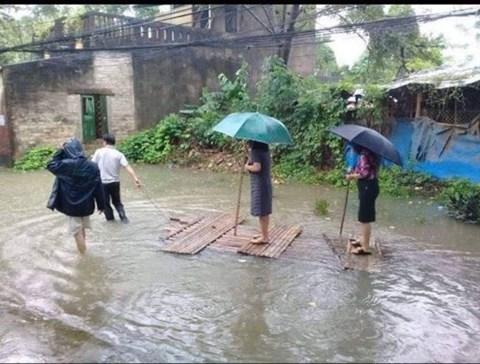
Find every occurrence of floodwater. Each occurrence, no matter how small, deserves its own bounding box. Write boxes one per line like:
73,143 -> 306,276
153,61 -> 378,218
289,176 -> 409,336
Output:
0,165 -> 479,363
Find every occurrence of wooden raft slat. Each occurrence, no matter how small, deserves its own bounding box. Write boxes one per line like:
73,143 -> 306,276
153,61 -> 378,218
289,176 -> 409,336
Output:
166,216 -> 204,239
161,213 -> 244,255
322,233 -> 383,272
237,225 -> 303,258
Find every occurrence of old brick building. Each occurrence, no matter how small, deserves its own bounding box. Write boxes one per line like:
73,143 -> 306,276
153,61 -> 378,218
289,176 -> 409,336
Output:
0,5 -> 315,164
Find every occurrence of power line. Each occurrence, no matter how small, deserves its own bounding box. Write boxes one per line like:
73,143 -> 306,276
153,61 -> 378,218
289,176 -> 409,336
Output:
0,4 -> 231,53
4,5 -> 356,54
4,5 -> 478,59
1,4 -> 351,54
21,7 -> 478,55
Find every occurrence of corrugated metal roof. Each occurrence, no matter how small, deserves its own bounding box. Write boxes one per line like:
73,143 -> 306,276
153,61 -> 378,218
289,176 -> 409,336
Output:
388,63 -> 480,90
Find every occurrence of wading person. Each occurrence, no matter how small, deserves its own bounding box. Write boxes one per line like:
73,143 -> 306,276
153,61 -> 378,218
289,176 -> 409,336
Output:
244,140 -> 272,244
47,137 -> 105,254
345,145 -> 380,255
91,133 -> 141,224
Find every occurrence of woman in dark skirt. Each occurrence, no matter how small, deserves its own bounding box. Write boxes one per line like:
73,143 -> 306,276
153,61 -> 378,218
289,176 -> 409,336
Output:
244,140 -> 272,244
345,145 -> 380,255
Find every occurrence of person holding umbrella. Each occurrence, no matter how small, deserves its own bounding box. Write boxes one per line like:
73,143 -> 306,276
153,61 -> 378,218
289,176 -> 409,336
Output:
329,124 -> 402,256
244,140 -> 272,244
346,145 -> 380,255
212,112 -> 293,241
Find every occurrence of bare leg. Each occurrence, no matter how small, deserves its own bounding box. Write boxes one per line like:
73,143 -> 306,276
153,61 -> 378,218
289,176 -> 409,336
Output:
74,228 -> 86,254
360,222 -> 371,251
251,215 -> 270,244
259,215 -> 270,242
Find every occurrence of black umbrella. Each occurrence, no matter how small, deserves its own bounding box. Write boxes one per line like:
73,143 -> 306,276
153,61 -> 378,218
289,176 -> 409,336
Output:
329,124 -> 402,166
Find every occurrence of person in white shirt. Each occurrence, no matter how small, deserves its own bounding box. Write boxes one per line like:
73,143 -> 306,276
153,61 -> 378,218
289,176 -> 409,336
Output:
91,133 -> 141,223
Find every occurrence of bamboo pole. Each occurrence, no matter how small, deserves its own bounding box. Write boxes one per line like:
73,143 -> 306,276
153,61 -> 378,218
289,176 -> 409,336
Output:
339,180 -> 350,240
233,158 -> 246,236
234,143 -> 249,236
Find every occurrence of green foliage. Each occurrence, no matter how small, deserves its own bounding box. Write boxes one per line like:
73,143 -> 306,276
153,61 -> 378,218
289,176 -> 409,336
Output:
339,5 -> 445,83
314,199 -> 329,216
379,165 -> 443,197
314,41 -> 341,80
185,62 -> 256,151
257,57 -> 345,171
272,155 -> 322,184
118,114 -> 187,164
318,166 -> 349,187
13,145 -> 55,171
440,180 -> 480,223
131,5 -> 162,18
0,4 -> 139,66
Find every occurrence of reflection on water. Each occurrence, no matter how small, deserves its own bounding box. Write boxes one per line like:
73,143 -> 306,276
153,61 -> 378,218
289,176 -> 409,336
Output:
0,165 -> 479,362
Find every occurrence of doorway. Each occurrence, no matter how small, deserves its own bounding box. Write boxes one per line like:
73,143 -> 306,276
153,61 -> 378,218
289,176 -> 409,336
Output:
81,94 -> 108,142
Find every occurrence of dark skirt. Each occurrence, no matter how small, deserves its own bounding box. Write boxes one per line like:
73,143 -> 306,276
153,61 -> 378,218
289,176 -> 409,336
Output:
250,176 -> 272,217
357,178 -> 380,223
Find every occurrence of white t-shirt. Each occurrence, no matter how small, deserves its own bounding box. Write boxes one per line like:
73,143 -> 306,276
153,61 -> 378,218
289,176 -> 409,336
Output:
91,146 -> 128,183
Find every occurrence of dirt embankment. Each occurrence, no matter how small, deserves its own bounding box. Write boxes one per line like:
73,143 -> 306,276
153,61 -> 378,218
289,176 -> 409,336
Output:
172,148 -> 284,184
174,148 -> 245,173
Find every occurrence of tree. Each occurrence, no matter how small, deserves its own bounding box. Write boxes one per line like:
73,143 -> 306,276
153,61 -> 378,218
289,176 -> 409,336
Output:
0,5 -> 38,65
338,5 -> 445,83
0,5 -> 140,66
314,40 -> 341,81
131,5 -> 162,19
256,5 -> 309,64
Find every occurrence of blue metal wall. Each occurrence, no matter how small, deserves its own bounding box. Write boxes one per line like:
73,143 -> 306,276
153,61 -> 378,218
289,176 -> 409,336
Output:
389,119 -> 480,183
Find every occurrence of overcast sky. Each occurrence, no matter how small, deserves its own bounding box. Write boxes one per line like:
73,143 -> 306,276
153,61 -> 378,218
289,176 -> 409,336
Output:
319,4 -> 480,67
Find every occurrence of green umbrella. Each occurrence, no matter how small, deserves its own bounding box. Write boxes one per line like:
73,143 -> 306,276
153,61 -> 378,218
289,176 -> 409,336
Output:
212,112 -> 294,145
212,112 -> 293,236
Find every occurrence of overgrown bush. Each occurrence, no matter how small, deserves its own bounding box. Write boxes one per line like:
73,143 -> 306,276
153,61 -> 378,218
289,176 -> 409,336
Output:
118,114 -> 187,163
377,165 -> 441,197
14,146 -> 56,171
440,180 -> 480,223
186,63 -> 255,151
272,155 -> 322,184
256,57 -> 345,174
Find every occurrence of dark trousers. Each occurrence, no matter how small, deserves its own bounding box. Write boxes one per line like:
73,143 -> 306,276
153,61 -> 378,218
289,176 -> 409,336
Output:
103,182 -> 127,221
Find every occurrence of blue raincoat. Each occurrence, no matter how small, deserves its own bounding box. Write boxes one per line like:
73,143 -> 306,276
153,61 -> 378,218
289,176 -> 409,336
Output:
47,138 -> 105,217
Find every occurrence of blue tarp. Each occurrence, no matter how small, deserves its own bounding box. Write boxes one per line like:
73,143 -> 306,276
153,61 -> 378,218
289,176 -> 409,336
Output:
388,118 -> 480,183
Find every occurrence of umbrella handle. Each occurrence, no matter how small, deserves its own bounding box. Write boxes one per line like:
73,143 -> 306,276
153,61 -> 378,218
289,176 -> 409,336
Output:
339,179 -> 350,239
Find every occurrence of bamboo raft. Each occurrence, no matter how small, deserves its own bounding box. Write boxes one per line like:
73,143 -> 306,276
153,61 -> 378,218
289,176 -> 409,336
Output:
322,233 -> 384,272
161,212 -> 245,255
161,212 -> 302,258
160,212 -> 387,271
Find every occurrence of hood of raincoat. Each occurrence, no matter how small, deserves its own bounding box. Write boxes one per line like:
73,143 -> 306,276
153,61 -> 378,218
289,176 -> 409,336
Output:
63,137 -> 85,159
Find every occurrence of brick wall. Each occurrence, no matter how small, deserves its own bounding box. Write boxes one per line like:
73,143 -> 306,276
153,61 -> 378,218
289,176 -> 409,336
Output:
4,55 -> 94,158
3,52 -> 135,158
93,52 -> 136,139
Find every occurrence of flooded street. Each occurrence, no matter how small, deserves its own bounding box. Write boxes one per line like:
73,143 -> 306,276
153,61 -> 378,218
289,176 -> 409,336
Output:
1,165 -> 479,363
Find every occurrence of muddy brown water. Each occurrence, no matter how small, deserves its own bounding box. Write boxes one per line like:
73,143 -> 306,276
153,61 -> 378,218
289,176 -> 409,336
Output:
0,165 -> 479,362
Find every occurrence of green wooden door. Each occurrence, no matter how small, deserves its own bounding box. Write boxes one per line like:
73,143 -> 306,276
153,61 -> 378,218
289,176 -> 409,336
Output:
82,95 -> 96,142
